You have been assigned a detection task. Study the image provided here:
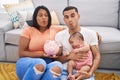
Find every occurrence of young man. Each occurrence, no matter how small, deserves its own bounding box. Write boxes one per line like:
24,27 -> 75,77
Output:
55,6 -> 100,80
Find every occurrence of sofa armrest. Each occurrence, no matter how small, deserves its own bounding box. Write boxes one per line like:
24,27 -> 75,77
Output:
0,19 -> 13,61
0,20 -> 13,32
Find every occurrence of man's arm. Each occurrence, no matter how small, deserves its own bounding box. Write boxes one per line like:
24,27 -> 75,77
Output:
55,47 -> 89,63
86,45 -> 101,78
72,43 -> 90,54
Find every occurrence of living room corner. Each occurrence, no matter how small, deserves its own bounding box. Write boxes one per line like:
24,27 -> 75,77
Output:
0,0 -> 120,80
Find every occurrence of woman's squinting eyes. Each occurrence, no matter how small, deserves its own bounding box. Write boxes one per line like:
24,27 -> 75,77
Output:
38,13 -> 48,17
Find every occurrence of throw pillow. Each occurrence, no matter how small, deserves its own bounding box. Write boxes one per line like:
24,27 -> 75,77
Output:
3,0 -> 34,29
50,11 -> 60,25
17,10 -> 33,29
26,11 -> 60,26
26,20 -> 33,26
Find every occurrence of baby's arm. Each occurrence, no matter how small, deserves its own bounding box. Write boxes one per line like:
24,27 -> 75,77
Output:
80,42 -> 90,52
73,42 -> 90,53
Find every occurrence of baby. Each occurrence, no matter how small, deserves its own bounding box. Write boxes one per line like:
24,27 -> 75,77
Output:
67,32 -> 93,80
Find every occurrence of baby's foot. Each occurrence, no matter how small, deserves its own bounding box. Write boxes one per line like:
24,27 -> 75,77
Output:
79,71 -> 88,75
68,74 -> 75,80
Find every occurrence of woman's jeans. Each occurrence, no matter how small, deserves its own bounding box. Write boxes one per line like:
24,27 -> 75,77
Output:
16,57 -> 63,80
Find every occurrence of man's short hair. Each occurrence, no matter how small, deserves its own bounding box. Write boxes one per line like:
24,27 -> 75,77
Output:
63,6 -> 78,15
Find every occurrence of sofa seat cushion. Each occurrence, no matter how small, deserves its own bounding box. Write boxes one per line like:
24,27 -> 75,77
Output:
5,26 -> 120,54
85,26 -> 120,54
5,29 -> 22,45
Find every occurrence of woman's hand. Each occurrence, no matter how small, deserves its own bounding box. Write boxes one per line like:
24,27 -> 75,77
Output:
43,53 -> 59,59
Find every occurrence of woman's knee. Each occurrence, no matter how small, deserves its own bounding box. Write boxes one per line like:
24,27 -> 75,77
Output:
33,58 -> 47,74
35,64 -> 45,72
49,61 -> 63,77
51,66 -> 61,74
32,64 -> 46,76
50,66 -> 61,77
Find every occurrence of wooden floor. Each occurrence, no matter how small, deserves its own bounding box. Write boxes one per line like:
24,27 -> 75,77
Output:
96,68 -> 120,76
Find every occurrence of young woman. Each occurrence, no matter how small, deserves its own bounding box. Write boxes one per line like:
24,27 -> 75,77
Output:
16,6 -> 64,80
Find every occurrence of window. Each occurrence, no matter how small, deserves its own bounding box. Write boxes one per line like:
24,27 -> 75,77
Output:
0,0 -> 20,12
0,0 -> 19,8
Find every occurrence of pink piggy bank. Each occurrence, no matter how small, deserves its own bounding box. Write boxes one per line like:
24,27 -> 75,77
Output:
44,40 -> 59,56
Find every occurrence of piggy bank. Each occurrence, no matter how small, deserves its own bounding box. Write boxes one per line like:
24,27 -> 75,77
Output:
44,40 -> 59,56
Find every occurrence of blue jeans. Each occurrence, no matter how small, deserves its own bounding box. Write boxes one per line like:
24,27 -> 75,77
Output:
61,70 -> 95,80
16,57 -> 63,80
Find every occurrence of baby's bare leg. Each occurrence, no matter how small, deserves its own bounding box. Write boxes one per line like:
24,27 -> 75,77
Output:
67,60 -> 75,80
76,65 -> 90,80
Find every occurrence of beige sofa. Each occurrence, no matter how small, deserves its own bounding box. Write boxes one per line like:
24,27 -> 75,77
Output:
0,0 -> 120,74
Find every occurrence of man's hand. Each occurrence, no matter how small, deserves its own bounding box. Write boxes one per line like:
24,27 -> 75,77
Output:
82,71 -> 93,79
96,32 -> 102,45
72,49 -> 80,53
68,51 -> 88,61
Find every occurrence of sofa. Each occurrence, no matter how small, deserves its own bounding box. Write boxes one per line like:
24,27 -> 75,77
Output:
0,0 -> 120,73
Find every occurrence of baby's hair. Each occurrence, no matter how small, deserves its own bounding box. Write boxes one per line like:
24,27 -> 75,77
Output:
69,32 -> 84,41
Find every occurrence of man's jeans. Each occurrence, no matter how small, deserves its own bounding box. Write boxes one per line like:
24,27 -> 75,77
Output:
60,70 -> 95,80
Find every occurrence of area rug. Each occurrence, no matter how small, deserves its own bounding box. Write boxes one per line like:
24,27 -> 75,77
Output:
0,63 -> 120,80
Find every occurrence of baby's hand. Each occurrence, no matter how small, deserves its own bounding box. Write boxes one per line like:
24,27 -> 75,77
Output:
72,49 -> 79,53
68,74 -> 75,80
64,52 -> 70,56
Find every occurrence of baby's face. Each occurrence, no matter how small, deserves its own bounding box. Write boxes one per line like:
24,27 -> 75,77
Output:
69,37 -> 83,49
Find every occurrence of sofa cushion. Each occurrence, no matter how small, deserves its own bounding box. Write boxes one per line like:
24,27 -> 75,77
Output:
17,10 -> 60,28
5,26 -> 120,54
5,29 -> 22,45
69,0 -> 119,28
50,11 -> 60,25
33,0 -> 68,25
3,0 -> 34,29
0,13 -> 10,21
85,26 -> 120,53
26,20 -> 33,26
16,10 -> 34,29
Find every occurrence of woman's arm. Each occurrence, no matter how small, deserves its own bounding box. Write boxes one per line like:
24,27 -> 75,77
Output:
18,36 -> 45,58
